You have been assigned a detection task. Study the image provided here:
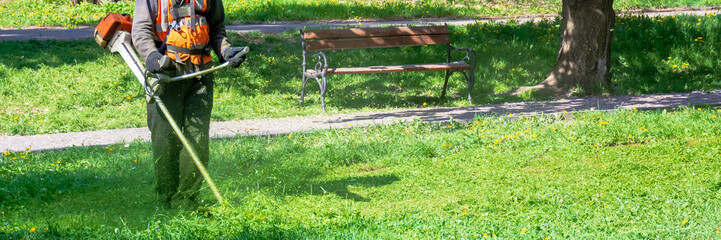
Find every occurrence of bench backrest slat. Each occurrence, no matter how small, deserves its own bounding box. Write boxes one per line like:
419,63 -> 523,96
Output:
302,26 -> 449,40
303,25 -> 450,51
305,35 -> 450,51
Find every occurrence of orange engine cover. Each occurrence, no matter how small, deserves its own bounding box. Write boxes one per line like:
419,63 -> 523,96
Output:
95,13 -> 133,41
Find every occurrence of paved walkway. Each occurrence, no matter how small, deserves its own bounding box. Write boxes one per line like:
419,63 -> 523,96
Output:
1,8 -> 719,41
3,90 -> 721,152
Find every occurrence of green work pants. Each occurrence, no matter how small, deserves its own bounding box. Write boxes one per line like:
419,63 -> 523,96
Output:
147,73 -> 213,203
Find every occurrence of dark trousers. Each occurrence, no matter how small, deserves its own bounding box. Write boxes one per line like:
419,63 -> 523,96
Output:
147,73 -> 213,203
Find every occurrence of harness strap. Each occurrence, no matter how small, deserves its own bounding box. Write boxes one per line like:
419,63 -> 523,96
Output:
175,5 -> 193,18
155,17 -> 208,33
167,45 -> 210,55
189,0 -> 196,31
160,0 -> 169,32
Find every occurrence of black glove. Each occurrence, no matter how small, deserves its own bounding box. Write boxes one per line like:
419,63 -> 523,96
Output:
147,76 -> 164,96
144,75 -> 165,104
145,51 -> 171,73
222,46 -> 249,68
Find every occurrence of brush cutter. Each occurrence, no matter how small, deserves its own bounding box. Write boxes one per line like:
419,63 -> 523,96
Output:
94,13 -> 247,205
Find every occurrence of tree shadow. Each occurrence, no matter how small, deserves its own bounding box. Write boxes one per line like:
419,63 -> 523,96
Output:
288,15 -> 721,110
0,39 -> 108,70
610,14 -> 721,94
0,145 -> 171,232
227,1 -> 460,23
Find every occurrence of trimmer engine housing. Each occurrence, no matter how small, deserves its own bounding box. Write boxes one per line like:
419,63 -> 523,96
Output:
94,13 -> 133,49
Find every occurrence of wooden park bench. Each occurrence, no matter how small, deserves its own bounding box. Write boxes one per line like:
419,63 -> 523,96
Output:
299,25 -> 477,111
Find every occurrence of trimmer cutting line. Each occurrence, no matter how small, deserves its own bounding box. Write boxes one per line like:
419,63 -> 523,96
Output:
94,13 -> 246,204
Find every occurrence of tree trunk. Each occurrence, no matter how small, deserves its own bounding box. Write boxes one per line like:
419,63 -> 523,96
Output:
513,0 -> 615,96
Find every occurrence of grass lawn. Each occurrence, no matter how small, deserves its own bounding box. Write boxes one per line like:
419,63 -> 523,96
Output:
1,14 -> 720,135
0,0 -> 720,28
2,107 -> 721,239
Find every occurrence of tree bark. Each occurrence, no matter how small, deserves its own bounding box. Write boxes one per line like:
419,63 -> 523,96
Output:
513,0 -> 615,96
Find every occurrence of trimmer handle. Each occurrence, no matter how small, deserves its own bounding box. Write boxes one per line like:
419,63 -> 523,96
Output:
148,61 -> 231,83
150,47 -> 249,82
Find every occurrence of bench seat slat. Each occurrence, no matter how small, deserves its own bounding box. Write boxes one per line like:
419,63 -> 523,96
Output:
305,35 -> 450,51
306,62 -> 471,75
303,26 -> 449,40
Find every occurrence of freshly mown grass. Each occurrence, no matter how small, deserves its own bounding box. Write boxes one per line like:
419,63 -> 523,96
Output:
2,14 -> 720,136
2,107 -> 721,239
0,0 -> 720,29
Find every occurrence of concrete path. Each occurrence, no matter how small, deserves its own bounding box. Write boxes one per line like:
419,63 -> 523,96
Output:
1,8 -> 719,42
3,90 -> 721,152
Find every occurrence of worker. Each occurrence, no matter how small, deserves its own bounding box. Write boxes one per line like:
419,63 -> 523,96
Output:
131,0 -> 247,209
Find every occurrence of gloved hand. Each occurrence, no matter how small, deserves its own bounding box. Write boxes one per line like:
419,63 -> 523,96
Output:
145,51 -> 171,73
145,75 -> 164,104
147,76 -> 164,96
222,46 -> 249,68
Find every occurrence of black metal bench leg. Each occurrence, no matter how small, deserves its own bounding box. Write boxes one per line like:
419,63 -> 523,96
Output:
319,74 -> 327,112
466,69 -> 475,103
299,75 -> 309,104
441,70 -> 451,98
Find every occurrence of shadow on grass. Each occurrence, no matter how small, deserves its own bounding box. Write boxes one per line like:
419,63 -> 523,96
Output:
610,14 -> 721,94
227,1 -> 462,23
236,23 -> 558,110
0,39 -> 106,70
2,15 -> 720,137
1,140 -> 396,238
212,136 -> 402,202
0,145 -> 168,232
232,15 -> 721,111
310,174 -> 400,202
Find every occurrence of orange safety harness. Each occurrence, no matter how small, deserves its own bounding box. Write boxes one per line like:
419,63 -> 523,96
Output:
155,0 -> 211,65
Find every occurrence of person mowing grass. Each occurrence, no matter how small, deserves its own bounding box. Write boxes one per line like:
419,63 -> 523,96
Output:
132,0 -> 247,209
